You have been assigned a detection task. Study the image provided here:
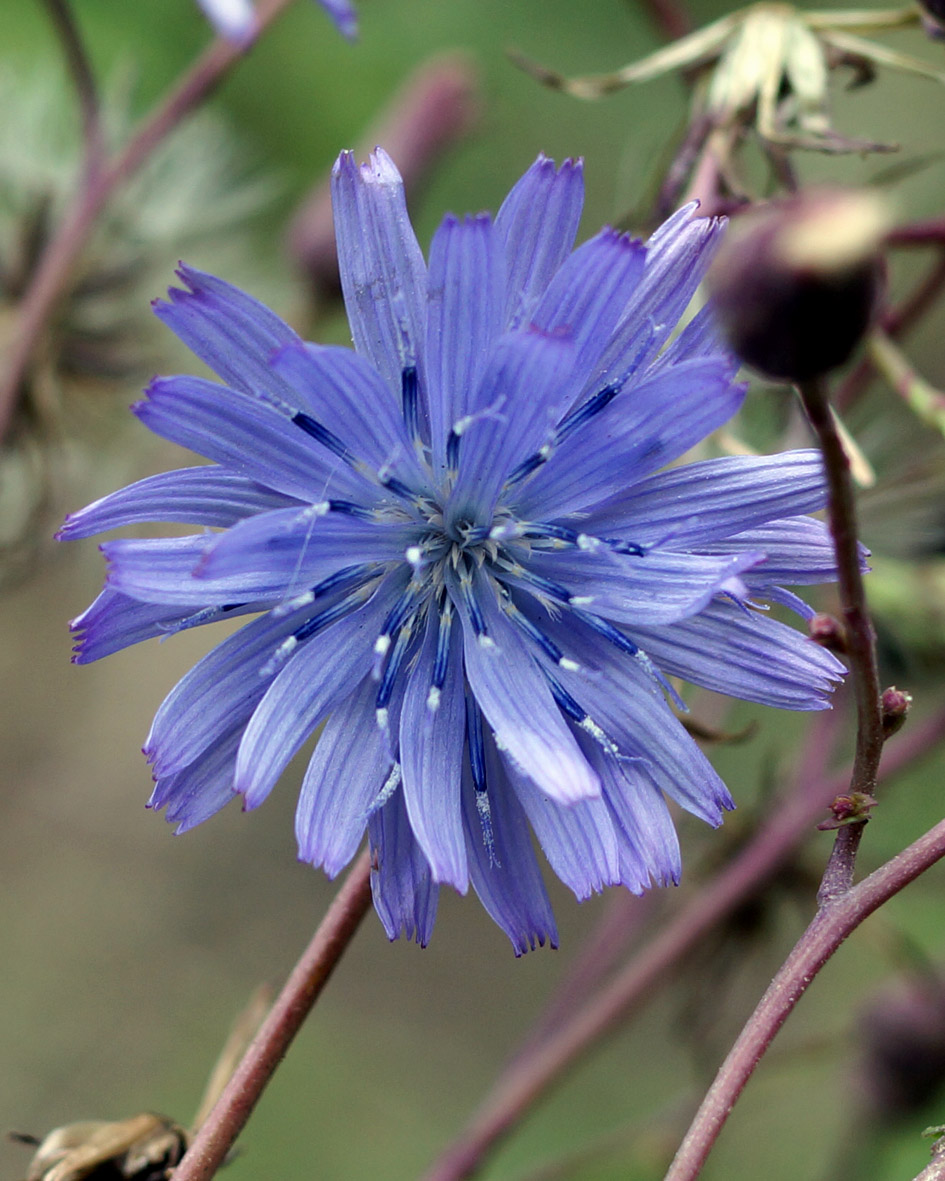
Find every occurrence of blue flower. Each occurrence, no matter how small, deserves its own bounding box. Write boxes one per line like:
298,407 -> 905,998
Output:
61,150 -> 844,953
194,0 -> 356,42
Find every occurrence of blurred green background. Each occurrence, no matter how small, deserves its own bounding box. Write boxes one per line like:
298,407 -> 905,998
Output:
3,1 -> 945,1178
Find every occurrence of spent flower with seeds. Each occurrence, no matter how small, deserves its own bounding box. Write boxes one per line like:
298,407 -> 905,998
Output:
62,151 -> 847,952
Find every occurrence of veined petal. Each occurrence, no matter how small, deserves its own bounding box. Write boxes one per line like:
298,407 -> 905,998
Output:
530,228 -> 646,392
630,599 -> 845,710
135,376 -> 377,504
495,154 -> 584,330
518,546 -> 761,626
699,516 -> 845,587
153,266 -> 300,398
426,214 -> 506,472
296,676 -> 393,876
399,611 -> 468,890
331,149 -> 427,398
461,749 -> 557,955
58,467 -> 297,539
234,579 -> 401,809
369,788 -> 439,946
446,329 -> 575,526
583,451 -> 827,546
271,341 -> 431,493
506,754 -> 620,899
149,727 -> 241,834
452,567 -> 600,804
514,358 -> 744,520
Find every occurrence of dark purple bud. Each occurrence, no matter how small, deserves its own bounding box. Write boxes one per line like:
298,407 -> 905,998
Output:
808,612 -> 847,654
708,190 -> 889,382
881,685 -> 912,738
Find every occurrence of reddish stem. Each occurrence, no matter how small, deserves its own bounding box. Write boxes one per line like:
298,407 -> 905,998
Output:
173,850 -> 373,1181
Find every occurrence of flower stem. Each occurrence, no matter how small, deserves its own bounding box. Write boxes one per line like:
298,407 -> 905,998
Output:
664,817 -> 945,1181
421,708 -> 945,1181
0,0 -> 299,444
172,849 -> 373,1181
41,0 -> 104,173
796,377 -> 884,804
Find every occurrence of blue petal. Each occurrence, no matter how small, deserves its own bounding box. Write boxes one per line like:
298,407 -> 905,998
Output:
150,727 -> 241,833
153,266 -> 301,398
582,742 -> 681,889
135,376 -> 376,503
699,517 -> 842,588
582,451 -> 827,547
270,341 -> 430,493
193,0 -> 256,40
461,744 -> 558,954
513,357 -> 744,520
451,566 -> 600,804
369,787 -> 439,946
296,676 -> 393,876
399,610 -> 469,889
331,149 -> 428,399
529,228 -> 646,400
587,206 -> 726,392
505,752 -> 620,899
315,0 -> 357,40
234,579 -> 401,808
495,155 -> 584,330
517,547 -> 762,626
58,467 -> 296,540
532,606 -> 733,825
446,329 -> 575,527
426,214 -> 506,472
144,600 -> 329,779
630,599 -> 846,710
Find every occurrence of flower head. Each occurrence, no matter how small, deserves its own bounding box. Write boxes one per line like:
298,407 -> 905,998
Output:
62,150 -> 845,952
194,0 -> 356,42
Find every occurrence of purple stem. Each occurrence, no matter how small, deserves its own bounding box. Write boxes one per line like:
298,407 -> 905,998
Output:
421,708 -> 945,1181
664,816 -> 945,1181
0,0 -> 299,444
173,850 -> 373,1181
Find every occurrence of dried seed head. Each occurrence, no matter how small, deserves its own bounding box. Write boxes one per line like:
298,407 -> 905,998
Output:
708,189 -> 890,382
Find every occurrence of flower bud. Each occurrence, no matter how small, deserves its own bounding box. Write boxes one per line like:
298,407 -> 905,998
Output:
708,189 -> 889,382
881,685 -> 912,737
808,612 -> 847,654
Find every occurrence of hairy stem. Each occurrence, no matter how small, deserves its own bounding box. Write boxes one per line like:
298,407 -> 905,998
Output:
173,850 -> 373,1181
665,817 -> 945,1181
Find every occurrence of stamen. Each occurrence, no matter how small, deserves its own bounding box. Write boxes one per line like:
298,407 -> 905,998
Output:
401,365 -> 420,441
325,499 -> 377,521
156,602 -> 246,635
569,607 -> 688,711
261,586 -> 371,675
466,696 -> 486,793
445,427 -> 462,473
554,381 -> 621,443
544,668 -> 620,756
376,615 -> 417,712
272,563 -> 379,617
476,788 -> 499,868
365,762 -> 402,816
431,597 -> 453,692
292,411 -> 353,464
494,583 -> 579,671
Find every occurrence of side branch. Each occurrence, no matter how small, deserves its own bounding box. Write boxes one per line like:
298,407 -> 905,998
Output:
664,816 -> 945,1181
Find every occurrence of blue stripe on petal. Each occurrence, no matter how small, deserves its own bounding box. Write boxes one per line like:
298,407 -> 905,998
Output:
399,610 -> 469,890
446,329 -> 575,527
495,154 -> 584,330
461,746 -> 558,955
513,358 -> 744,520
234,577 -> 402,809
135,376 -> 377,504
451,566 -> 600,804
426,214 -> 506,472
270,342 -> 431,494
331,150 -> 428,399
296,676 -> 394,876
369,788 -> 439,946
